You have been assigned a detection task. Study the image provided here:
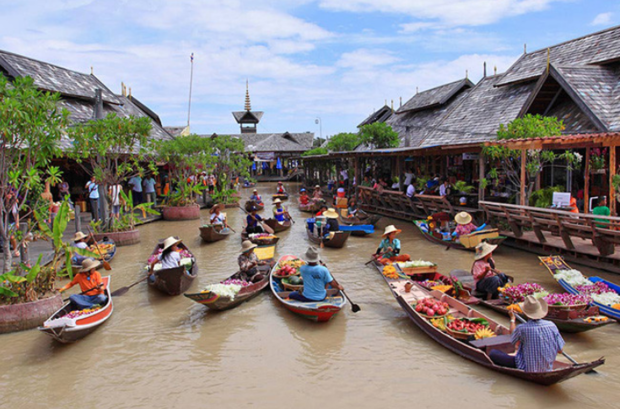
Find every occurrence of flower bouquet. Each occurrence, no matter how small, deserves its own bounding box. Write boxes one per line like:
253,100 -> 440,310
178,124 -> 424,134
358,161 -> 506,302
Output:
543,293 -> 591,311
500,283 -> 547,303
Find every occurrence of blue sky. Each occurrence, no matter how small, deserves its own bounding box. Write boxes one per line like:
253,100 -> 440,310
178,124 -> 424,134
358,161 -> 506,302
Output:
0,0 -> 618,138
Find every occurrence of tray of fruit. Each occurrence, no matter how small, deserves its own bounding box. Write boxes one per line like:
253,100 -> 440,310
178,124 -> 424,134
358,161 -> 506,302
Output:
446,317 -> 490,340
273,258 -> 305,279
414,298 -> 450,318
281,276 -> 303,290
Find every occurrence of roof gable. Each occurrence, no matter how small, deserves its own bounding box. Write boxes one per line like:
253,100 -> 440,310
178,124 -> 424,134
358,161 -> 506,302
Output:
396,78 -> 473,114
358,105 -> 393,127
232,111 -> 264,123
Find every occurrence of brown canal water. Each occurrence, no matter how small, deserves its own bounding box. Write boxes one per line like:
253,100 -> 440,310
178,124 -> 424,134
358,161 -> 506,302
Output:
1,182 -> 619,409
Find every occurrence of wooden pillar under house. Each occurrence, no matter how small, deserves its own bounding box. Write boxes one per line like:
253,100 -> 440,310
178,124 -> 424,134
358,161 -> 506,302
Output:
610,145 -> 617,215
584,147 -> 590,213
478,155 -> 485,205
520,149 -> 526,206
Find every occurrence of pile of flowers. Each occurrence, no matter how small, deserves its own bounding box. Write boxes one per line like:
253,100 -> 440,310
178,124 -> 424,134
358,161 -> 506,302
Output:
221,279 -> 250,287
543,293 -> 591,306
61,307 -> 101,320
500,283 -> 547,303
591,292 -> 620,306
553,269 -> 591,286
202,280 -> 250,300
147,247 -> 193,264
249,233 -> 277,239
575,282 -> 611,296
419,279 -> 443,289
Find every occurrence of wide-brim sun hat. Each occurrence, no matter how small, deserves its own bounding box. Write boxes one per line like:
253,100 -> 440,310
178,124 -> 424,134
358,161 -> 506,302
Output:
162,236 -> 182,252
323,208 -> 339,218
519,295 -> 548,320
314,185 -> 320,189
455,212 -> 472,225
73,231 -> 88,242
382,225 -> 402,237
274,198 -> 282,204
209,203 -> 223,214
79,258 -> 102,273
304,246 -> 320,263
474,242 -> 497,261
241,240 -> 258,253
253,189 -> 258,192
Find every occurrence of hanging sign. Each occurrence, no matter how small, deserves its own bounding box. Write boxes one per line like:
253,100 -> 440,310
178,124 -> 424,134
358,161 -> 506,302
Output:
256,152 -> 275,161
462,153 -> 480,160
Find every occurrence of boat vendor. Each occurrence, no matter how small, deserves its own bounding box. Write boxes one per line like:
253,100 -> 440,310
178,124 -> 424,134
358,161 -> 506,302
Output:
453,212 -> 478,238
58,259 -> 107,310
315,204 -> 328,217
147,237 -> 182,283
276,181 -> 286,194
289,246 -> 344,302
347,199 -> 360,217
250,189 -> 263,204
312,185 -> 323,200
273,199 -> 291,222
299,189 -> 310,205
236,240 -> 268,283
489,295 -> 565,372
209,204 -> 229,228
72,231 -> 89,265
246,206 -> 264,234
471,242 -> 509,299
374,225 -> 411,265
322,208 -> 340,237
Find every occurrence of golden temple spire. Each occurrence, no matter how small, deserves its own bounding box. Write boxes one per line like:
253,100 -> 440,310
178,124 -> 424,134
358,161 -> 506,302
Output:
245,80 -> 252,111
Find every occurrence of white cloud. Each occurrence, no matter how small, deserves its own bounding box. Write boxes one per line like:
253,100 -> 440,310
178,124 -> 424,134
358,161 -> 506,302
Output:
591,12 -> 613,26
319,0 -> 558,26
337,49 -> 400,68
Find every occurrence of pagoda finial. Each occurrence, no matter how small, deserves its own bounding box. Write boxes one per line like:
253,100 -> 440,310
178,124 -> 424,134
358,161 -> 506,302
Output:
245,79 -> 252,111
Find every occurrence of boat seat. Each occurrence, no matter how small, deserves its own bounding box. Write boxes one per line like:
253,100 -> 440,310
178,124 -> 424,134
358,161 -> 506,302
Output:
469,334 -> 514,355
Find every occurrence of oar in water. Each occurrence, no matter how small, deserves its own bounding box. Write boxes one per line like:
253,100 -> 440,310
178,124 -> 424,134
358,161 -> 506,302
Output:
110,276 -> 149,296
320,260 -> 360,313
87,227 -> 112,270
513,314 -> 597,374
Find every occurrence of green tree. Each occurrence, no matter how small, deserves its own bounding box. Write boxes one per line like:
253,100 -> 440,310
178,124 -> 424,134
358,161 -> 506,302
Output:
209,135 -> 253,204
483,114 -> 579,204
68,114 -> 156,230
302,147 -> 328,157
0,74 -> 69,272
359,122 -> 400,149
327,132 -> 361,152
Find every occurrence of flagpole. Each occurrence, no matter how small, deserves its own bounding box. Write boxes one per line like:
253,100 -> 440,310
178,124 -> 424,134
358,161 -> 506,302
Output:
187,52 -> 194,128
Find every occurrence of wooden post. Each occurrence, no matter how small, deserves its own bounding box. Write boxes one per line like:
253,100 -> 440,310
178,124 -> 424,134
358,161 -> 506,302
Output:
520,149 -> 526,206
478,155 -> 485,206
74,205 -> 82,233
19,223 -> 28,265
610,145 -> 616,215
584,147 -> 590,213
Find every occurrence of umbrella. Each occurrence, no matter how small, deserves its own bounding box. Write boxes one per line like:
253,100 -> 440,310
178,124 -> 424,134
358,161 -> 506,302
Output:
276,158 -> 282,169
252,161 -> 256,170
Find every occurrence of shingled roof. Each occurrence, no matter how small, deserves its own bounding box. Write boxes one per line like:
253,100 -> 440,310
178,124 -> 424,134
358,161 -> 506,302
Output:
496,25 -> 620,87
397,78 -> 474,114
358,105 -> 393,127
232,111 -> 264,122
420,75 -> 536,147
202,132 -> 314,153
0,49 -> 120,104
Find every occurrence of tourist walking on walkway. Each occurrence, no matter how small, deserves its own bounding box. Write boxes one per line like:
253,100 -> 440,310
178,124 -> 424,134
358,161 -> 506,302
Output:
129,174 -> 143,205
86,176 -> 99,222
109,182 -> 123,220
143,174 -> 157,206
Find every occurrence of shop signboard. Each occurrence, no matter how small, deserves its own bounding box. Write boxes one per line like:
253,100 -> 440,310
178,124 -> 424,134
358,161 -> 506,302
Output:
462,152 -> 480,160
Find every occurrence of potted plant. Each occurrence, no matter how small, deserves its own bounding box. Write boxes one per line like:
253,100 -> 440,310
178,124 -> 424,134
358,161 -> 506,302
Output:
452,180 -> 475,194
68,114 -> 158,245
589,148 -> 607,174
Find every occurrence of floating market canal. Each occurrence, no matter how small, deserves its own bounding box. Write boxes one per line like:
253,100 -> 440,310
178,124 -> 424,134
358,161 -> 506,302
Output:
2,183 -> 620,409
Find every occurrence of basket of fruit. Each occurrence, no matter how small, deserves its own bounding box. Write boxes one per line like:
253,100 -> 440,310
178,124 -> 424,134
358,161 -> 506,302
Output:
446,317 -> 491,340
414,298 -> 450,319
281,275 -> 303,291
273,258 -> 305,279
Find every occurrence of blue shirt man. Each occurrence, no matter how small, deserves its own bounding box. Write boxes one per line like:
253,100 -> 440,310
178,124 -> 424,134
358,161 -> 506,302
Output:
143,177 -> 156,193
129,176 -> 143,193
289,247 -> 344,302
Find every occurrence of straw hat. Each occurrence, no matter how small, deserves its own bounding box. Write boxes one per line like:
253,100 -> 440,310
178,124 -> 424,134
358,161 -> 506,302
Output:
73,231 -> 88,242
519,295 -> 548,320
474,242 -> 497,261
455,212 -> 472,225
274,198 -> 282,204
162,236 -> 182,252
382,225 -> 402,237
323,208 -> 339,218
304,246 -> 320,263
314,185 -> 320,189
241,240 -> 257,253
209,203 -> 222,214
253,189 -> 258,192
79,258 -> 101,273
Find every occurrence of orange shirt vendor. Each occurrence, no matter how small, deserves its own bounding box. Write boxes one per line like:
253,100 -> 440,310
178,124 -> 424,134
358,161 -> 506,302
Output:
59,259 -> 107,310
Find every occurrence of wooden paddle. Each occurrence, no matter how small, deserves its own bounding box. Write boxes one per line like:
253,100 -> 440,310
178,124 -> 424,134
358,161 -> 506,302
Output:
87,227 -> 112,270
320,260 -> 360,313
110,276 -> 149,296
513,313 -> 597,374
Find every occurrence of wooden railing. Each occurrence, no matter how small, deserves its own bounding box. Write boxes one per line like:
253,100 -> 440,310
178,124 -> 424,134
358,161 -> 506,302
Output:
480,201 -> 620,256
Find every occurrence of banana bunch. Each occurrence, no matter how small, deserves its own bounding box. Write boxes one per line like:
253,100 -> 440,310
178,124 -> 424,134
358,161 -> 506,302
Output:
474,328 -> 496,340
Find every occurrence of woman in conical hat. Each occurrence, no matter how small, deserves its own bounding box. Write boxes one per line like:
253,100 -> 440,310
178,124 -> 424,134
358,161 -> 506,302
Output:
454,212 -> 478,238
147,237 -> 183,283
374,225 -> 411,265
471,242 -> 508,300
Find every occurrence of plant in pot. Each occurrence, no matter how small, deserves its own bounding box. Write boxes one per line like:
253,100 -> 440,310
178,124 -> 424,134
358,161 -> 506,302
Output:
589,148 -> 607,173
67,114 -> 158,245
209,135 -> 253,207
452,181 -> 475,194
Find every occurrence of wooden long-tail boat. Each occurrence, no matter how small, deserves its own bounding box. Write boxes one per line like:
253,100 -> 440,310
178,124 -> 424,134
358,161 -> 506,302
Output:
263,218 -> 292,233
71,236 -> 117,274
185,264 -> 272,311
272,193 -> 289,201
269,255 -> 346,322
199,225 -> 232,243
414,220 -> 506,251
540,255 -> 620,321
240,228 -> 280,245
245,200 -> 264,212
299,201 -> 321,213
39,276 -> 113,343
148,238 -> 198,296
305,224 -> 350,248
368,260 -> 604,385
339,212 -> 382,236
